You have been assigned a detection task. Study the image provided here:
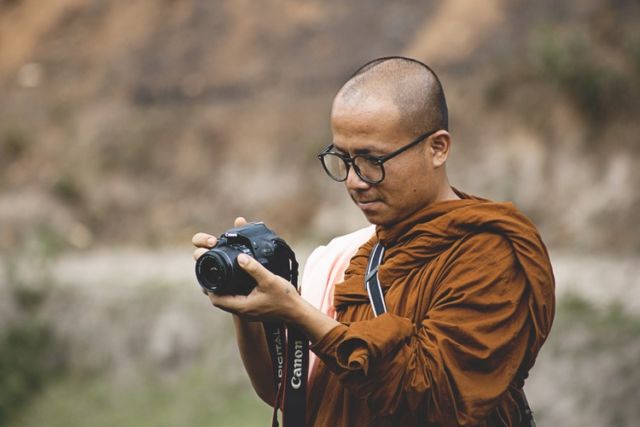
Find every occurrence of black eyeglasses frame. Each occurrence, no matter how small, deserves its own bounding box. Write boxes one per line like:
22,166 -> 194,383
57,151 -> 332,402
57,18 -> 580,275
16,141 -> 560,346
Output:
317,129 -> 439,184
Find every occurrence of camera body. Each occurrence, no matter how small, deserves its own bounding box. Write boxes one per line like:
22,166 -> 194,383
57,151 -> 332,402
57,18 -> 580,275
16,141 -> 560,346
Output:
195,222 -> 294,295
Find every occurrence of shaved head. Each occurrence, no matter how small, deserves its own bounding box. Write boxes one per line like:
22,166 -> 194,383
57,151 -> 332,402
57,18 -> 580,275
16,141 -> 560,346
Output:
335,57 -> 448,135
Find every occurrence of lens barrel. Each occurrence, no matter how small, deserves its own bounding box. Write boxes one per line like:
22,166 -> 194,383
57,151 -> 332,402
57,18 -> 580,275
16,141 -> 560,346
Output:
195,246 -> 256,295
195,249 -> 234,293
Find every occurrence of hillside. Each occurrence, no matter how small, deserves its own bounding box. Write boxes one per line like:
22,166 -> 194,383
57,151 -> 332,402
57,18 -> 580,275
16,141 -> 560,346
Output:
1,0 -> 639,252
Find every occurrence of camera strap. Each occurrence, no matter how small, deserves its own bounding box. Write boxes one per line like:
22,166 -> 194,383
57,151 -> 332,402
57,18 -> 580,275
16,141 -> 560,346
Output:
263,244 -> 308,427
365,242 -> 387,317
364,242 -> 537,427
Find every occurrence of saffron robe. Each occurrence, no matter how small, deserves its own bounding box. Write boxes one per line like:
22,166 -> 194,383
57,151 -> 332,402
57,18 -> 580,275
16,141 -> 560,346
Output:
306,191 -> 555,426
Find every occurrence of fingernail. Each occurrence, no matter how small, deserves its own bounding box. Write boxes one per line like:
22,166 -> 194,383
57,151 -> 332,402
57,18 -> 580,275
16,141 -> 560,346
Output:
207,237 -> 216,246
237,254 -> 249,266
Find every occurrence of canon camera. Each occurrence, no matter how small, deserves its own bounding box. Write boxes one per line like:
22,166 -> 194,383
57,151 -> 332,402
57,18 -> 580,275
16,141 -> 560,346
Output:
195,222 -> 297,295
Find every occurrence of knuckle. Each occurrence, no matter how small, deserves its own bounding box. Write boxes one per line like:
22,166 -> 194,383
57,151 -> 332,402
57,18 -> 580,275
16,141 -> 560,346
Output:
192,232 -> 215,247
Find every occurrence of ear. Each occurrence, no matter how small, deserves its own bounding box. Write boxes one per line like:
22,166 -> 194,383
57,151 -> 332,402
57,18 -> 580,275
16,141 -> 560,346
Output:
428,130 -> 451,168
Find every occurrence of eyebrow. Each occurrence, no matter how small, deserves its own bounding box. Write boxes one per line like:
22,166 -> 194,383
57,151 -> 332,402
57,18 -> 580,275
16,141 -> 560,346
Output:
332,143 -> 383,156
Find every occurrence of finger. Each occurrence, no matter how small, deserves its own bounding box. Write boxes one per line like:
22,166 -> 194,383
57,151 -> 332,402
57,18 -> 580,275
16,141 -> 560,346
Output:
208,292 -> 247,314
192,232 -> 217,248
237,253 -> 274,284
234,217 -> 248,227
193,247 -> 209,261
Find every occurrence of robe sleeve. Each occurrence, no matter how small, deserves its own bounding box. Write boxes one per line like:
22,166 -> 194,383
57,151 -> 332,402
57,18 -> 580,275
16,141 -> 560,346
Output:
310,233 -> 533,426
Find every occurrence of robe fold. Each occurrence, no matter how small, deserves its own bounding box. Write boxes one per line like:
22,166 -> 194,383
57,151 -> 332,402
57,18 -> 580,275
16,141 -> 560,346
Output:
306,190 -> 555,427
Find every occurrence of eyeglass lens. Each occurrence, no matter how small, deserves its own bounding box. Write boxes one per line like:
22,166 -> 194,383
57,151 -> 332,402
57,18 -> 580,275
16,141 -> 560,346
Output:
322,153 -> 348,180
322,153 -> 384,183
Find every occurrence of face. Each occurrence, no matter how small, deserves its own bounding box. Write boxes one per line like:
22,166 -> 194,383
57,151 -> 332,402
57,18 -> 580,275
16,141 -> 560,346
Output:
330,96 -> 449,226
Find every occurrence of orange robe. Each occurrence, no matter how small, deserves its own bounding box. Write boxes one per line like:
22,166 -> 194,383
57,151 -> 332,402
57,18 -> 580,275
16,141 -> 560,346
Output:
306,192 -> 555,426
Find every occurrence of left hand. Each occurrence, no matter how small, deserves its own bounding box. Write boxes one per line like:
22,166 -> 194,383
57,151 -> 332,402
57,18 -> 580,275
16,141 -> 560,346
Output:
207,253 -> 301,323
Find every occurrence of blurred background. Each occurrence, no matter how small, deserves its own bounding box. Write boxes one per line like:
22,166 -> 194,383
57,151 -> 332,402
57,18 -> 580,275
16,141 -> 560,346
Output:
1,0 -> 639,426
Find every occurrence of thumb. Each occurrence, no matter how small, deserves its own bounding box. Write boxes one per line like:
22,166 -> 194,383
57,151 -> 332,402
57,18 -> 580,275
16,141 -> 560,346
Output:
237,253 -> 273,284
234,216 -> 248,227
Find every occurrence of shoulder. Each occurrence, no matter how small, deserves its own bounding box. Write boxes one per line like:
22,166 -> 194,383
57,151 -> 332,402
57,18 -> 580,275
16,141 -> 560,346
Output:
301,225 -> 375,305
307,224 -> 376,264
438,232 -> 518,280
327,225 -> 376,249
456,231 -> 514,261
431,232 -> 525,301
302,225 -> 375,280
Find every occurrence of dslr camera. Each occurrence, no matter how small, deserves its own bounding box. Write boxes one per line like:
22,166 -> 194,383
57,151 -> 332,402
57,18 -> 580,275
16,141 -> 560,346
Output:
195,222 -> 297,295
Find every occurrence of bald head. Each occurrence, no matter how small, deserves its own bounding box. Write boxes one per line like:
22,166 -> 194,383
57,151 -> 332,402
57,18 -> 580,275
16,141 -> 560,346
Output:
334,57 -> 448,135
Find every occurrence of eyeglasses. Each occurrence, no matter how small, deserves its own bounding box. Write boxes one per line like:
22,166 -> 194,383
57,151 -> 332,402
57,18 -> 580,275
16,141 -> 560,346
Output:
317,129 -> 438,184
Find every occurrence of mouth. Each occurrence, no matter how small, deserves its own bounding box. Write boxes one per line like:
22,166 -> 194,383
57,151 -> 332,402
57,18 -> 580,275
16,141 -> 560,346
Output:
350,191 -> 384,210
354,198 -> 383,210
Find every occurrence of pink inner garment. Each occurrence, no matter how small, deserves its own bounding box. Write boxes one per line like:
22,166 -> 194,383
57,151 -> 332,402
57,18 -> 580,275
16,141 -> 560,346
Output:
300,225 -> 375,379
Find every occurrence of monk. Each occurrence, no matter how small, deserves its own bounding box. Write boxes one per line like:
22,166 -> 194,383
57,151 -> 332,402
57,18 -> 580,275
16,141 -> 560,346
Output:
192,56 -> 555,426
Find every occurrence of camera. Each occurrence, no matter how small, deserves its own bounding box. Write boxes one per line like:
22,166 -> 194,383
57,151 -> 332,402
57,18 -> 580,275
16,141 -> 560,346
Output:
195,222 -> 297,295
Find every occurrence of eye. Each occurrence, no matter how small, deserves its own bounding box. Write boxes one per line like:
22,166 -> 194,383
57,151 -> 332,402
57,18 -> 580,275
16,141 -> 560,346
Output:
331,146 -> 348,156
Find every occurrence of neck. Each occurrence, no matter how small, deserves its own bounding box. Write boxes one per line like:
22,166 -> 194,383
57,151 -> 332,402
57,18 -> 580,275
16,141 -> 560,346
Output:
375,186 -> 470,246
440,186 -> 460,202
435,174 -> 460,203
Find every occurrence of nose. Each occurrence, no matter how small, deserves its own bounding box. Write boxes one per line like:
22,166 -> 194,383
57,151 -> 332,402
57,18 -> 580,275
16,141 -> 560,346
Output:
345,165 -> 371,191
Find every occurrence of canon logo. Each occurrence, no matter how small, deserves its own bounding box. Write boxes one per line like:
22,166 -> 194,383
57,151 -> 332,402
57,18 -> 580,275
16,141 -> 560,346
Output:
290,340 -> 304,390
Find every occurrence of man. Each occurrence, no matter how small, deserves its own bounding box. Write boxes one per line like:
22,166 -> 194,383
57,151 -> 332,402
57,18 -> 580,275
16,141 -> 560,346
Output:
192,57 -> 555,426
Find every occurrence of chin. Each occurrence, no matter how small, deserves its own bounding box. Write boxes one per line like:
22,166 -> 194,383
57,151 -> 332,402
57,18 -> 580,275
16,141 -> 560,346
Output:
361,205 -> 416,227
361,211 -> 393,227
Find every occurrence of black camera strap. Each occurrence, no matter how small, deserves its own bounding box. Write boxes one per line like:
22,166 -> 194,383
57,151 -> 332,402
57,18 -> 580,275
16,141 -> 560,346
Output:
263,244 -> 308,427
365,242 -> 387,317
364,242 -> 536,427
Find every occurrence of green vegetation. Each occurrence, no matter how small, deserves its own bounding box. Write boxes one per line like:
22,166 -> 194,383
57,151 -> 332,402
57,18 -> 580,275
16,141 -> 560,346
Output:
14,362 -> 272,427
0,239 -> 66,426
541,292 -> 640,426
51,174 -> 84,206
531,28 -> 633,122
0,127 -> 29,170
0,228 -> 274,426
0,317 -> 65,426
557,292 -> 640,334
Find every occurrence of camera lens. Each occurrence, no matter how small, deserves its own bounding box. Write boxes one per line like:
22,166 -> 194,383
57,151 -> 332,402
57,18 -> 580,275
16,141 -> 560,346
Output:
195,250 -> 233,293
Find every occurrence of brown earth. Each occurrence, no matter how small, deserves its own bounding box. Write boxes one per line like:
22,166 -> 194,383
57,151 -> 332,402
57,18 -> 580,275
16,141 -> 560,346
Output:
0,0 -> 639,254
